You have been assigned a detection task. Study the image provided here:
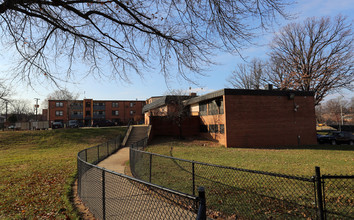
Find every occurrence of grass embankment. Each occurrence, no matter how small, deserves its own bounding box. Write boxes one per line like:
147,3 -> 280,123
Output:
0,127 -> 126,219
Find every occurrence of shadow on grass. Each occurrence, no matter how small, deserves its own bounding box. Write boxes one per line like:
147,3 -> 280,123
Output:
149,136 -> 354,151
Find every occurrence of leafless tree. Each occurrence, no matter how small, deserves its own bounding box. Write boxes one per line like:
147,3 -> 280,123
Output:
0,81 -> 11,116
268,15 -> 353,105
0,0 -> 293,84
163,89 -> 191,139
42,88 -> 79,108
227,58 -> 267,89
46,88 -> 78,100
8,99 -> 33,122
0,81 -> 10,101
316,97 -> 352,125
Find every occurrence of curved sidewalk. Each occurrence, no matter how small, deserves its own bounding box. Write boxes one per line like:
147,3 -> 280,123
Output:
98,147 -> 130,174
94,146 -> 198,220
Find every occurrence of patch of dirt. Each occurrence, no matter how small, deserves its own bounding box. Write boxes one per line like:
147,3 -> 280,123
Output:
73,160 -> 131,219
72,180 -> 96,220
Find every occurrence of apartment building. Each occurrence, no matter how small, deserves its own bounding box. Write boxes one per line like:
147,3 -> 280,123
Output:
48,99 -> 145,126
143,88 -> 317,148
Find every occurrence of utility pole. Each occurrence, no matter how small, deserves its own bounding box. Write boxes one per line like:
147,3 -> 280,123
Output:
5,101 -> 8,123
34,98 -> 40,121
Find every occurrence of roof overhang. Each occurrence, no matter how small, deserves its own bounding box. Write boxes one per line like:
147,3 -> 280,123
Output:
183,88 -> 314,106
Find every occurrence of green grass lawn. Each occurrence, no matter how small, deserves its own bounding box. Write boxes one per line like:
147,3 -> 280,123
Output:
0,127 -> 126,219
135,138 -> 354,219
146,138 -> 354,176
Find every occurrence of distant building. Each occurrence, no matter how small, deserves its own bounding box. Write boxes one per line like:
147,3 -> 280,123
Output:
48,99 -> 145,127
143,88 -> 317,148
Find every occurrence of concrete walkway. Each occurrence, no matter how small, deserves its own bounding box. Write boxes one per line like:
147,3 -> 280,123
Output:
93,146 -> 197,220
98,147 -> 130,174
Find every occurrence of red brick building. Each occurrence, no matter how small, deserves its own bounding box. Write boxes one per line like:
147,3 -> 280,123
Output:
48,99 -> 145,127
143,88 -> 317,148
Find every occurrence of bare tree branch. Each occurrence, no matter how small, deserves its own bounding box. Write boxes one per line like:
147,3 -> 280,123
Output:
227,58 -> 267,89
0,0 -> 293,85
268,15 -> 353,105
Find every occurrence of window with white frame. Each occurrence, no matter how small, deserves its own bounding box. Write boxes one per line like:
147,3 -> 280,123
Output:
55,102 -> 64,107
112,110 -> 119,116
55,110 -> 63,116
112,102 -> 119,108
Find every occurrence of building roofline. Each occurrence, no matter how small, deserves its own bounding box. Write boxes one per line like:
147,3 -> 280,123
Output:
142,95 -> 192,113
48,99 -> 145,102
183,88 -> 314,106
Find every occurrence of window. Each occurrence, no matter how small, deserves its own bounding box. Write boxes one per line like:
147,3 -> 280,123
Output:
112,110 -> 119,116
208,102 -> 218,115
218,99 -> 224,114
55,102 -> 63,107
71,102 -> 82,107
199,102 -> 207,116
208,98 -> 223,115
85,111 -> 90,116
220,124 -> 225,134
94,111 -> 105,115
94,102 -> 105,106
209,124 -> 218,133
130,102 -> 135,107
130,110 -> 135,115
86,102 -> 91,107
73,111 -> 83,115
112,102 -> 119,108
55,111 -> 63,116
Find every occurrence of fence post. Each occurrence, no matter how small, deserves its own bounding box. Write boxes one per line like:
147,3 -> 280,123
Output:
149,154 -> 152,183
315,166 -> 325,220
77,158 -> 81,197
192,162 -> 195,196
97,145 -> 100,162
197,186 -> 206,220
102,170 -> 106,220
85,149 -> 88,162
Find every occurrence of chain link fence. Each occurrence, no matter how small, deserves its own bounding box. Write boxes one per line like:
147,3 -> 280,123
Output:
321,175 -> 353,219
77,135 -> 201,220
130,138 -> 353,219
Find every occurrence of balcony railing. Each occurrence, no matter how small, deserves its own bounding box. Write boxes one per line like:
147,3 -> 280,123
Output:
93,106 -> 106,110
93,115 -> 106,119
71,105 -> 83,110
70,114 -> 83,119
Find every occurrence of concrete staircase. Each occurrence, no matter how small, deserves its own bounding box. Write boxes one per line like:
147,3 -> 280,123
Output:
124,125 -> 149,148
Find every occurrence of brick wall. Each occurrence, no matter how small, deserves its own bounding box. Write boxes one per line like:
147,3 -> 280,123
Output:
224,94 -> 317,148
199,114 -> 226,146
150,116 -> 200,137
104,101 -> 144,124
48,100 -> 69,124
48,99 -> 145,126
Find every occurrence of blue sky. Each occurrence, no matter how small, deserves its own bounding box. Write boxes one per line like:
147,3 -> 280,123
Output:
0,0 -> 353,110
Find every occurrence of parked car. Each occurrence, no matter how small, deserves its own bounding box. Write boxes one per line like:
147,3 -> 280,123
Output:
52,122 -> 63,129
317,131 -> 354,145
68,120 -> 79,128
92,120 -> 115,127
8,125 -> 15,130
